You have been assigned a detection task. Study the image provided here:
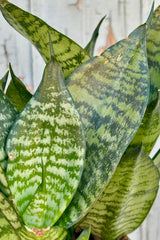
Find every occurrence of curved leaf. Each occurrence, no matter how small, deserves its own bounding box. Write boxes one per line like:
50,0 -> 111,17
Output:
6,64 -> 32,112
79,146 -> 159,240
0,164 -> 10,196
0,0 -> 90,79
85,16 -> 106,56
6,56 -> 85,229
0,89 -> 18,169
77,227 -> 91,240
147,5 -> 160,102
0,71 -> 9,91
58,24 -> 150,228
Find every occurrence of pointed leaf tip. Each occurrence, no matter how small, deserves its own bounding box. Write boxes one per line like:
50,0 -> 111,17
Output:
146,1 -> 155,26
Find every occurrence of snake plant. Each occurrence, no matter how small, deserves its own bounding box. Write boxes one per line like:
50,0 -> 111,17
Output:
0,1 -> 160,239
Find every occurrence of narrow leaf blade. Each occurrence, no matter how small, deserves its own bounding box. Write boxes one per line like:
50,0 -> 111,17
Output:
0,71 -> 9,91
77,227 -> 91,240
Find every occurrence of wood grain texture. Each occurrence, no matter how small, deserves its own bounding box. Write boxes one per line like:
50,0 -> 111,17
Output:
0,0 -> 160,239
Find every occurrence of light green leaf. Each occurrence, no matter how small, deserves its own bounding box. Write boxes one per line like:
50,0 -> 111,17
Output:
0,89 -> 18,169
6,56 -> 85,229
85,16 -> 105,56
0,0 -> 90,79
6,64 -> 32,112
146,5 -> 160,103
0,71 -> 9,91
79,146 -> 159,240
58,24 -> 150,228
77,227 -> 91,240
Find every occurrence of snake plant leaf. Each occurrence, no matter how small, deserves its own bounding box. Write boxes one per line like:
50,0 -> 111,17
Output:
0,89 -> 18,170
6,64 -> 32,112
18,226 -> 68,240
6,55 -> 85,229
0,164 -> 10,196
0,70 -> 9,91
85,16 -> 106,56
0,0 -> 90,79
146,4 -> 160,103
79,146 -> 159,240
131,92 -> 160,155
76,227 -> 91,240
58,24 -> 150,228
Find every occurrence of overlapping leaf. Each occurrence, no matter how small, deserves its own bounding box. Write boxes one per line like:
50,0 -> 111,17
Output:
6,55 -> 85,229
0,88 -> 18,170
79,146 -> 159,240
0,164 -> 10,196
0,0 -> 90,79
147,4 -> 160,103
0,70 -> 9,91
58,24 -> 150,228
6,64 -> 32,111
77,227 -> 91,240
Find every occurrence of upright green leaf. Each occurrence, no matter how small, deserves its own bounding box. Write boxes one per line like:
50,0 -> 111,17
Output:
79,146 -> 159,240
0,89 -> 18,169
0,0 -> 90,78
85,16 -> 105,56
58,24 -> 150,228
147,5 -> 160,102
6,64 -> 32,111
6,56 -> 85,229
0,71 -> 9,91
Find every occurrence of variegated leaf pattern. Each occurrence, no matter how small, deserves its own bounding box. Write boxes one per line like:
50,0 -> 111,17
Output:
6,64 -> 32,111
0,89 -> 18,170
58,25 -> 150,228
85,16 -> 105,57
79,146 -> 159,240
0,191 -> 22,239
131,92 -> 160,155
0,70 -> 9,91
77,227 -> 91,240
0,0 -> 90,79
6,55 -> 85,229
147,5 -> 160,103
0,164 -> 10,196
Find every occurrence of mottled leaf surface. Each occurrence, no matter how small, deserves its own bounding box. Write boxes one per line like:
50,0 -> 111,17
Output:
6,56 -> 85,229
58,25 -> 150,228
79,146 -> 159,240
77,227 -> 91,240
6,64 -> 32,111
0,0 -> 90,78
85,16 -> 105,56
147,5 -> 160,102
0,164 -> 10,196
131,92 -> 160,155
0,89 -> 18,169
0,71 -> 9,91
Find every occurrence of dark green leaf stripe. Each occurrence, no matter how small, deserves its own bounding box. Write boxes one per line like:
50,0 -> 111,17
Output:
0,0 -> 90,79
0,71 -> 9,91
79,146 -> 159,240
0,164 -> 11,196
0,214 -> 20,240
147,5 -> 160,102
6,56 -> 85,229
58,24 -> 150,228
0,89 -> 18,170
6,64 -> 32,111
